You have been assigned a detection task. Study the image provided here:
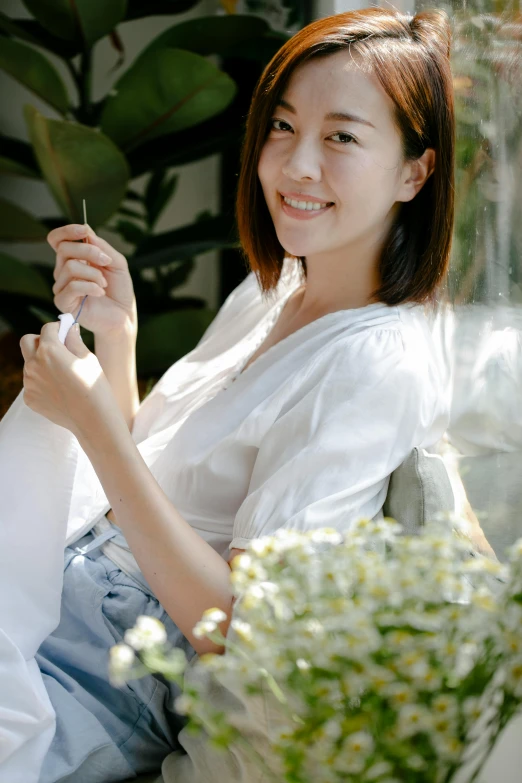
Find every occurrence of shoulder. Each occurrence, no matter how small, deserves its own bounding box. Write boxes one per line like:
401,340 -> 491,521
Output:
287,303 -> 445,419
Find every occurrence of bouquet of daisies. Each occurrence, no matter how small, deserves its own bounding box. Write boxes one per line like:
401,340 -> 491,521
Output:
111,519 -> 522,783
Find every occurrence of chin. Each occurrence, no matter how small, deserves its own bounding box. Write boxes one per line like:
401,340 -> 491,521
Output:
273,229 -> 314,258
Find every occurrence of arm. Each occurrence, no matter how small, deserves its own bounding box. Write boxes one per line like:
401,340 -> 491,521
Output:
94,303 -> 140,432
77,397 -> 233,655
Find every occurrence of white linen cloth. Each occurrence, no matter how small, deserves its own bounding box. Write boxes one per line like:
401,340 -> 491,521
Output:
0,256 -> 448,780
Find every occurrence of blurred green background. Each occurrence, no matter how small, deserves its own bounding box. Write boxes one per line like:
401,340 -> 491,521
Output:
0,0 -> 311,386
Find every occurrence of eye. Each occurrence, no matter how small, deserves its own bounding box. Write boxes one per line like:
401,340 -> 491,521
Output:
270,118 -> 293,132
330,132 -> 357,145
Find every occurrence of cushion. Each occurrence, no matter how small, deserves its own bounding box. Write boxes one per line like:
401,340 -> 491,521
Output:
383,447 -> 455,534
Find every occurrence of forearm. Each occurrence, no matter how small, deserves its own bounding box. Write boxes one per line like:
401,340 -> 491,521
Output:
94,306 -> 139,431
76,408 -> 233,655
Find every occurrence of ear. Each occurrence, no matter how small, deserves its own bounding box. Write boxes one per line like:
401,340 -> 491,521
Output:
397,147 -> 436,203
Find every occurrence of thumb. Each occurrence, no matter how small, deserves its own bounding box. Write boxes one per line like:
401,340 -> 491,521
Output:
64,323 -> 91,358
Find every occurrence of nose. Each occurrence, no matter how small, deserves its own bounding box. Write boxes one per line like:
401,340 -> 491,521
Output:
281,138 -> 322,182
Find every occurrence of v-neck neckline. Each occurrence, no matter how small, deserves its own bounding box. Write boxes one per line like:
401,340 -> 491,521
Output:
230,284 -> 390,387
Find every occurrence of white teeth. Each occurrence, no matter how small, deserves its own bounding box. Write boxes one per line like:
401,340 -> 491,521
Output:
283,196 -> 329,211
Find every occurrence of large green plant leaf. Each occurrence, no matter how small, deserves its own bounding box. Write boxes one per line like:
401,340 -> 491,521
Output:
25,106 -> 130,226
0,198 -> 48,241
127,111 -> 241,175
137,308 -> 216,374
125,0 -> 200,21
0,12 -> 42,46
21,0 -> 127,48
129,215 -> 237,270
138,15 -> 269,59
0,12 -> 82,59
100,49 -> 237,151
0,252 -> 52,299
0,38 -> 69,114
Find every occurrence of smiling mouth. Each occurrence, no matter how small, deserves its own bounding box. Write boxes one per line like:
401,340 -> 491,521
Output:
279,194 -> 334,219
281,194 -> 333,211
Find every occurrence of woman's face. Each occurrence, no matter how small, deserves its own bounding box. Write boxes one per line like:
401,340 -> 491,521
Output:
258,50 -> 419,261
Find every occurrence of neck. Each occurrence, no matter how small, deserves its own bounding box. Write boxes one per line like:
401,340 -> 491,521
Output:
295,237 -> 383,318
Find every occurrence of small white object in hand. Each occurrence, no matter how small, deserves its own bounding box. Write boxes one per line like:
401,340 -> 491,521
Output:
58,313 -> 76,345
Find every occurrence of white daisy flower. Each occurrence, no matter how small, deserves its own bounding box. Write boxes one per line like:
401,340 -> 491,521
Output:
124,616 -> 167,650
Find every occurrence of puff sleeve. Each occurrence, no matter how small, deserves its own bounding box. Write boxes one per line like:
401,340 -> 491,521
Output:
230,327 -> 445,550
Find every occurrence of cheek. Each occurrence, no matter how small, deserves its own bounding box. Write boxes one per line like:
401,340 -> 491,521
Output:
333,155 -> 398,207
257,145 -> 274,194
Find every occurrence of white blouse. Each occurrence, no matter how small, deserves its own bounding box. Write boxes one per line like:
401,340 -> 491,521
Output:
68,256 -> 449,556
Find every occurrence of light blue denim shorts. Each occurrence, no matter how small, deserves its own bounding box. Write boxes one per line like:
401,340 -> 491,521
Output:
36,528 -> 195,783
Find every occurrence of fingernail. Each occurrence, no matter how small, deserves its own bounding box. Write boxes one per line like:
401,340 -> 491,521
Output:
101,277 -> 108,287
74,225 -> 87,236
99,252 -> 112,265
74,323 -> 83,341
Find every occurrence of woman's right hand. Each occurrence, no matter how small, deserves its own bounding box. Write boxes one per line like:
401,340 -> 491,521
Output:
48,224 -> 137,338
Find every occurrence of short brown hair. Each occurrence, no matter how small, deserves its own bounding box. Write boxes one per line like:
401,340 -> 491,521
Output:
236,8 -> 455,305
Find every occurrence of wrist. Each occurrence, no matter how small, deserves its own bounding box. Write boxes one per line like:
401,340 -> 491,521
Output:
95,310 -> 138,346
73,379 -> 128,451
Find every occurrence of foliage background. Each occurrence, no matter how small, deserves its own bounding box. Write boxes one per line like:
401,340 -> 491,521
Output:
0,0 -> 313,380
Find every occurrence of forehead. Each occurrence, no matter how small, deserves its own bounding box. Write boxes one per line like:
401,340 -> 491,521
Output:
282,49 -> 396,129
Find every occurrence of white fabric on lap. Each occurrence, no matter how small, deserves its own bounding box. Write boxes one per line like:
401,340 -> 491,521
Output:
0,393 -> 79,780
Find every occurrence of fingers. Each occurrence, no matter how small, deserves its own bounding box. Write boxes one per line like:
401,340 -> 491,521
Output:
38,321 -> 61,345
54,280 -> 106,315
19,333 -> 39,363
47,223 -> 92,250
85,233 -> 127,267
53,258 -> 108,296
54,240 -> 112,281
48,225 -> 126,271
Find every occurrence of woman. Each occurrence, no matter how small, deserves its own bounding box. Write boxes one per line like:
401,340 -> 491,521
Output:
1,7 -> 454,782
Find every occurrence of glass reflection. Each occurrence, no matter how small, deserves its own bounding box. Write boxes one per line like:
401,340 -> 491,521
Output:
417,0 -> 522,558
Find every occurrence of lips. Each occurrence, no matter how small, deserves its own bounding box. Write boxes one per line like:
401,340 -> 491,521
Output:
279,193 -> 334,220
280,191 -> 333,203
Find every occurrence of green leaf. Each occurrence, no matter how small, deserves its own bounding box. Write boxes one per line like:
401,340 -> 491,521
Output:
0,135 -> 40,178
0,198 -> 48,241
0,12 -> 42,46
0,38 -> 69,114
117,205 -> 146,220
0,156 -> 40,178
129,215 -> 237,270
145,170 -> 178,229
114,219 -> 147,246
164,258 -> 194,289
0,252 -> 52,299
125,0 -> 200,21
28,305 -> 56,323
3,18 -> 82,58
127,113 -> 241,175
100,49 -> 237,151
25,106 -> 130,226
137,308 -> 216,375
21,0 -> 128,48
0,12 -> 79,58
138,14 -> 269,59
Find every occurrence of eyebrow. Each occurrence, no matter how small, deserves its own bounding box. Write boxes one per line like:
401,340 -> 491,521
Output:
277,98 -> 376,129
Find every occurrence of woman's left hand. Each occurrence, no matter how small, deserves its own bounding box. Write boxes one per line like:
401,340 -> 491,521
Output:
20,321 -> 117,437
